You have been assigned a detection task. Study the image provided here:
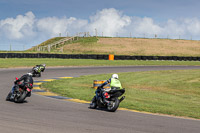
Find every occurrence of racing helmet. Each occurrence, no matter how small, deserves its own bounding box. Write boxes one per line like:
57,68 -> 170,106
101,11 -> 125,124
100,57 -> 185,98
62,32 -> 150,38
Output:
112,74 -> 118,79
27,72 -> 33,76
42,64 -> 46,67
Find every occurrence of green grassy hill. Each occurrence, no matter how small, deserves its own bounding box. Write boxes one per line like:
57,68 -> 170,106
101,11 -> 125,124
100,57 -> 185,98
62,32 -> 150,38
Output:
27,37 -> 200,56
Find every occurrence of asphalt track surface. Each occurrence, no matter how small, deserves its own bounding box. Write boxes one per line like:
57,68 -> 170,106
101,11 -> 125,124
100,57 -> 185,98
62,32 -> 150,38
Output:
0,66 -> 200,133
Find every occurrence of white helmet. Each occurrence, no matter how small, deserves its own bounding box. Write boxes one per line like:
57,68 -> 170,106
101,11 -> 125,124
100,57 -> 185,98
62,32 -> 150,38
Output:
27,72 -> 33,76
112,74 -> 118,79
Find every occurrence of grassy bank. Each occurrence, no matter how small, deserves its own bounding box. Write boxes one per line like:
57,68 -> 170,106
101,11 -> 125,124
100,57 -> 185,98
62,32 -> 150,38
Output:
41,69 -> 200,119
0,58 -> 200,68
27,37 -> 200,56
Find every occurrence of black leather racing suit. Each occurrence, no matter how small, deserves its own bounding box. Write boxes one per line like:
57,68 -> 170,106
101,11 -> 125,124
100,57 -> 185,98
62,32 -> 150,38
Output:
14,74 -> 34,96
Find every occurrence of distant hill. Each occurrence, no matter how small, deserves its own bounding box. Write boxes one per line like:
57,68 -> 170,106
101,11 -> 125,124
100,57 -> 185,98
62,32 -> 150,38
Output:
28,37 -> 200,56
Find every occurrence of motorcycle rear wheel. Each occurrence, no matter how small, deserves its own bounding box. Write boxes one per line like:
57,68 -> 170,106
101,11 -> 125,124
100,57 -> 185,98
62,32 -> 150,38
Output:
35,73 -> 41,77
14,91 -> 27,103
107,98 -> 119,112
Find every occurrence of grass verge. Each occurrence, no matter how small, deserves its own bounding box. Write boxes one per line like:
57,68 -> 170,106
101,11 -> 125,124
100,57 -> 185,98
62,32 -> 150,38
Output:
0,58 -> 200,68
41,69 -> 200,119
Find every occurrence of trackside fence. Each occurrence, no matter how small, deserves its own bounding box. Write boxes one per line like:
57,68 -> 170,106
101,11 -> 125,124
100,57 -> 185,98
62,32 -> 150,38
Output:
0,53 -> 199,61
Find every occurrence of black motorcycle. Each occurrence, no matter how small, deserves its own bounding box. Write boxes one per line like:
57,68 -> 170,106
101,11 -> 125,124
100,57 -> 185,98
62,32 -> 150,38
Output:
6,78 -> 32,103
90,88 -> 125,112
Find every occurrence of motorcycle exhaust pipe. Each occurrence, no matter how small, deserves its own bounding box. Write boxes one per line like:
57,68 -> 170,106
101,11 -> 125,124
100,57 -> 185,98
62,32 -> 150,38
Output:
119,96 -> 125,103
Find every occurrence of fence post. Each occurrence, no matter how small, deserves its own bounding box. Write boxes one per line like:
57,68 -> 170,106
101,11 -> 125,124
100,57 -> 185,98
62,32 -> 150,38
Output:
48,45 -> 51,52
61,47 -> 63,53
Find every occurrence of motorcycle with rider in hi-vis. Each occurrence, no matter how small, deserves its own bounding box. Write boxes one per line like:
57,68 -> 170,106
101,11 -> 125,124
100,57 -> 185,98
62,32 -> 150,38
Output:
90,74 -> 125,112
31,64 -> 46,77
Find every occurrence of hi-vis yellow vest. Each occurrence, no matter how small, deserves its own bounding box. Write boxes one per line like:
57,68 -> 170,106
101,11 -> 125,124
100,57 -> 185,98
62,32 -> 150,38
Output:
110,78 -> 122,89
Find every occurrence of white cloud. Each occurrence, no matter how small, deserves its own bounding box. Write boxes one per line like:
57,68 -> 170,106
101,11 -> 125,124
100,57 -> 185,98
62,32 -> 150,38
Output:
88,8 -> 131,36
126,17 -> 200,39
163,19 -> 185,36
36,17 -> 88,37
1,8 -> 200,50
0,11 -> 35,40
183,18 -> 200,35
127,17 -> 163,37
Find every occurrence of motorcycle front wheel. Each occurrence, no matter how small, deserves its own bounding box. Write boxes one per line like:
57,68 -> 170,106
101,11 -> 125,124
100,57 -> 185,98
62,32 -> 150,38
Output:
89,96 -> 97,109
107,98 -> 119,112
6,91 -> 12,101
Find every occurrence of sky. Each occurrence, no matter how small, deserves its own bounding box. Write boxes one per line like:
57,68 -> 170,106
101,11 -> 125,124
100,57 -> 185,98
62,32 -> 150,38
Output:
1,0 -> 200,50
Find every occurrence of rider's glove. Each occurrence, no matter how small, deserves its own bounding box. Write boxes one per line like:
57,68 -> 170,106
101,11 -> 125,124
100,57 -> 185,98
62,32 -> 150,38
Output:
97,86 -> 101,90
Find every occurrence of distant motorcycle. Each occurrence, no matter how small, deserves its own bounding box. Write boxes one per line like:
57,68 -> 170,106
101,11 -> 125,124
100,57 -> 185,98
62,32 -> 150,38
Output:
31,64 -> 45,77
90,87 -> 125,112
6,78 -> 32,103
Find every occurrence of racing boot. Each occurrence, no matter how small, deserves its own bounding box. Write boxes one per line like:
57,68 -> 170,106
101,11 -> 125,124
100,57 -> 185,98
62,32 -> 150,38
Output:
10,94 -> 15,100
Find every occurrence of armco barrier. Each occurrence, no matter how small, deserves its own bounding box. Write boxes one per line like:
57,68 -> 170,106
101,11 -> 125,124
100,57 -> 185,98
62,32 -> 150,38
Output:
0,53 -> 199,61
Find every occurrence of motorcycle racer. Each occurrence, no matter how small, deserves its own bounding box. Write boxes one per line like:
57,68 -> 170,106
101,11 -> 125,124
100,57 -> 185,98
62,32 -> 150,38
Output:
31,64 -> 46,77
10,73 -> 33,99
97,74 -> 123,105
